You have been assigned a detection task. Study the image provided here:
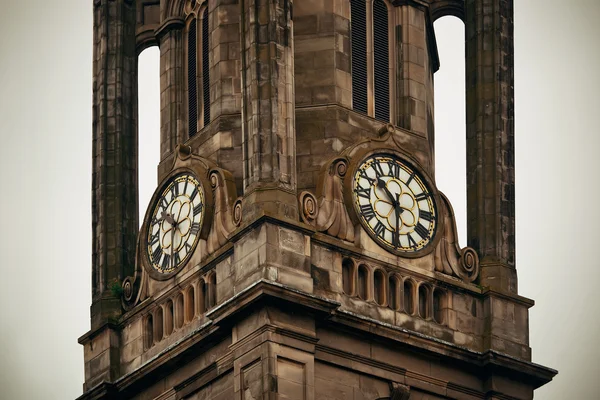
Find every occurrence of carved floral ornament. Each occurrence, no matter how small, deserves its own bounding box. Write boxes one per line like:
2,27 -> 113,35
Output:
122,145 -> 242,310
299,124 -> 479,283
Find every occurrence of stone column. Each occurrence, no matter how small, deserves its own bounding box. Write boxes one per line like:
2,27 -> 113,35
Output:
91,0 -> 137,328
240,0 -> 297,220
465,0 -> 517,293
157,18 -> 186,163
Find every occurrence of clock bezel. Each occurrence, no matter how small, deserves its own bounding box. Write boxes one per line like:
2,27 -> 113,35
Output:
140,167 -> 214,281
344,148 -> 443,258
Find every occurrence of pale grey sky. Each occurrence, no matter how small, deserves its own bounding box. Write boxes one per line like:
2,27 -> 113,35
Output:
0,1 -> 598,399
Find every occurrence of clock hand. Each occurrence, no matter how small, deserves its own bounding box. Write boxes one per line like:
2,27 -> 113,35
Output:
376,178 -> 399,207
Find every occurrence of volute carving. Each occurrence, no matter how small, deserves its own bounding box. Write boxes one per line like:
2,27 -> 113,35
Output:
300,158 -> 355,242
206,168 -> 242,255
434,193 -> 480,282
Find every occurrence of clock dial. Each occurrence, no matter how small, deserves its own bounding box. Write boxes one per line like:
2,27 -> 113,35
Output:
352,154 -> 437,253
146,173 -> 205,273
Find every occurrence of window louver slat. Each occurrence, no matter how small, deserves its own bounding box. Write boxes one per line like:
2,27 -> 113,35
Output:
350,0 -> 368,115
188,18 -> 197,137
202,10 -> 210,126
373,0 -> 389,122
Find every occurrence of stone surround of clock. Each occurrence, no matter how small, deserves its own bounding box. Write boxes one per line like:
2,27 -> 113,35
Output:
79,0 -> 556,399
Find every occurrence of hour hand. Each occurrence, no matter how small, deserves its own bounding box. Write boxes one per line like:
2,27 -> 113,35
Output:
161,211 -> 176,226
376,178 -> 398,207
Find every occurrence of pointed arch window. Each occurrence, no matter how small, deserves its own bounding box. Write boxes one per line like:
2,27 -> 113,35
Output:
350,0 -> 392,122
187,8 -> 211,138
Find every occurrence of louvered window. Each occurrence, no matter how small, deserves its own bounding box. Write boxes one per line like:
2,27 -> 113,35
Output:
350,0 -> 368,115
373,0 -> 389,122
202,9 -> 210,126
188,18 -> 198,137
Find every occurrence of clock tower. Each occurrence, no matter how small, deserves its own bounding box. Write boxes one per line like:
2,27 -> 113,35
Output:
79,0 -> 556,399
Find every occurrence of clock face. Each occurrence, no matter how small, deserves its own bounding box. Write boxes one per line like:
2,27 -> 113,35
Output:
146,173 -> 205,274
352,154 -> 437,253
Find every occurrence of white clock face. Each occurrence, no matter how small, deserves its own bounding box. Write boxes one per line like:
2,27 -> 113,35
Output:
352,154 -> 437,253
146,174 -> 204,273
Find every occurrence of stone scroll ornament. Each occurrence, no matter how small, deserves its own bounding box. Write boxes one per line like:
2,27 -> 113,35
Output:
433,193 -> 480,283
299,158 -> 355,242
206,168 -> 242,255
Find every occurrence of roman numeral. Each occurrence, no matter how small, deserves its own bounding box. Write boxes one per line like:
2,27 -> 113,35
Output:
160,196 -> 169,210
149,231 -> 160,246
374,221 -> 386,237
161,254 -> 171,270
388,162 -> 401,179
392,230 -> 400,247
359,204 -> 376,221
373,161 -> 385,178
355,186 -> 371,199
173,252 -> 181,266
190,222 -> 200,235
415,192 -> 431,201
406,172 -> 415,186
414,222 -> 429,240
185,242 -> 192,252
419,209 -> 433,223
190,187 -> 198,202
193,203 -> 203,216
407,234 -> 417,248
171,182 -> 179,197
152,246 -> 162,264
183,179 -> 189,196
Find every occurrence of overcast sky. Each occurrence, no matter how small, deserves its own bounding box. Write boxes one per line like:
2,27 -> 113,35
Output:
0,1 -> 598,399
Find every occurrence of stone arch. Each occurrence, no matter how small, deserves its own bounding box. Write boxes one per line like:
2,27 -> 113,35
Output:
429,0 -> 465,22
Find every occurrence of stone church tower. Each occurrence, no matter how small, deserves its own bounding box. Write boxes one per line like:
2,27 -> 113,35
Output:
79,0 -> 556,398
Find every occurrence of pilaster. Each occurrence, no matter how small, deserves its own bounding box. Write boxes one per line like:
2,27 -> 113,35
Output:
465,0 -> 517,293
240,0 -> 298,220
91,0 -> 138,328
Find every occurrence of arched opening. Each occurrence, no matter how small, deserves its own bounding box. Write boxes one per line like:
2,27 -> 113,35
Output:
137,47 -> 161,226
357,265 -> 369,300
350,0 -> 368,115
433,288 -> 446,324
403,280 -> 414,314
154,307 -> 164,342
373,0 -> 390,122
205,272 -> 217,309
144,314 -> 154,349
175,293 -> 184,329
388,275 -> 399,311
373,269 -> 386,306
433,17 -> 466,246
185,286 -> 195,322
198,280 -> 206,314
342,258 -> 355,295
164,299 -> 174,336
418,285 -> 429,319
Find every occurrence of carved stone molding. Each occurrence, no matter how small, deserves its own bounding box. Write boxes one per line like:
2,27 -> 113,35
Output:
206,168 -> 242,255
434,193 -> 480,283
390,382 -> 411,400
300,158 -> 355,242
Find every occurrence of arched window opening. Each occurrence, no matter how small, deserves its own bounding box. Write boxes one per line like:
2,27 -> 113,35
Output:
185,286 -> 195,323
175,293 -> 184,329
188,18 -> 198,137
388,276 -> 399,310
403,280 -> 414,314
357,265 -> 368,300
144,314 -> 154,349
418,285 -> 429,319
154,307 -> 164,343
373,269 -> 386,306
350,0 -> 368,115
205,273 -> 217,309
342,258 -> 355,295
433,289 -> 446,324
198,280 -> 206,314
164,299 -> 174,336
202,9 -> 210,126
373,0 -> 389,122
433,17 -> 466,246
137,47 -> 161,227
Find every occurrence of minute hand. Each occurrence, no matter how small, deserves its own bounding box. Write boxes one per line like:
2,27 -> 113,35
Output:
376,178 -> 401,212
